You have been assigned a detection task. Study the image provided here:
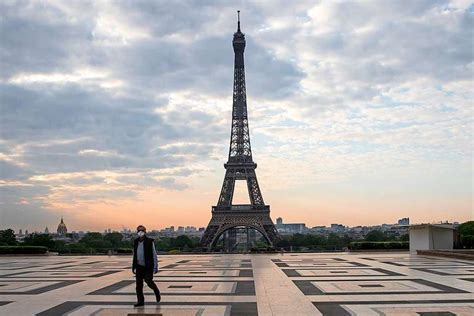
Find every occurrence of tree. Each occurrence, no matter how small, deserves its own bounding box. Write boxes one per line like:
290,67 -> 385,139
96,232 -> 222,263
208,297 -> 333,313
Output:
86,240 -> 113,249
327,233 -> 343,246
289,234 -> 306,247
365,230 -> 386,242
458,221 -> 474,236
104,232 -> 123,247
399,234 -> 409,242
174,235 -> 192,248
79,232 -> 103,245
458,221 -> 474,249
275,239 -> 290,248
155,239 -> 170,251
0,229 -> 17,245
53,240 -> 66,249
23,233 -> 55,249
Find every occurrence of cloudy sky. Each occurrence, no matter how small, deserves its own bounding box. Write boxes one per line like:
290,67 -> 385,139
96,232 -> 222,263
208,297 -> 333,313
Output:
1,0 -> 472,232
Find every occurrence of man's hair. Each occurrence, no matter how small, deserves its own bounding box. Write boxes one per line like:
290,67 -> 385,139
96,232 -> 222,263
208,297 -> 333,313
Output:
137,225 -> 146,231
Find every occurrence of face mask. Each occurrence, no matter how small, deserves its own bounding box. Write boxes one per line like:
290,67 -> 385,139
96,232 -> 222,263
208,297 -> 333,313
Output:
137,231 -> 145,237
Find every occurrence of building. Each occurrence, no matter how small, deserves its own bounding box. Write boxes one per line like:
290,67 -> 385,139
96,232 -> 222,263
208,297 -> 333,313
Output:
330,224 -> 345,233
398,217 -> 410,226
44,227 -> 49,234
185,226 -> 197,233
276,218 -> 307,234
409,224 -> 454,252
57,217 -> 68,237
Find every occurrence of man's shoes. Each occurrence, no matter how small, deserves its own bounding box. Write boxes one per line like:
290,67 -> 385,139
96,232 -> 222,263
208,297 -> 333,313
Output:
155,293 -> 161,303
134,302 -> 144,307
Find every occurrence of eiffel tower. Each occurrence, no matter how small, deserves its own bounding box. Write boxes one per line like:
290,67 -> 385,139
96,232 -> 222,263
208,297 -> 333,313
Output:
201,11 -> 279,251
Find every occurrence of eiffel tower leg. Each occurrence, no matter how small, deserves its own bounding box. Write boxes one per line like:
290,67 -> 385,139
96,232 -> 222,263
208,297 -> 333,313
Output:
246,169 -> 264,205
201,220 -> 220,251
246,226 -> 250,252
217,169 -> 235,206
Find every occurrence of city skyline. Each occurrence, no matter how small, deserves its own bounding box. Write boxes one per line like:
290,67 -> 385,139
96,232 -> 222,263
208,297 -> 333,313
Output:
1,1 -> 473,232
9,215 -> 461,235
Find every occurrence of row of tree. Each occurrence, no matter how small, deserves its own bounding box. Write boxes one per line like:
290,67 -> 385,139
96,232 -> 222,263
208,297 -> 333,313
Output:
0,229 -> 200,253
1,229 -> 402,252
274,231 -> 408,250
1,221 -> 473,252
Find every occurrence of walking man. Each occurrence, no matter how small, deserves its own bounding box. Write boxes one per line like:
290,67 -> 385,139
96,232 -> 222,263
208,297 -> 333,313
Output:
132,225 -> 161,307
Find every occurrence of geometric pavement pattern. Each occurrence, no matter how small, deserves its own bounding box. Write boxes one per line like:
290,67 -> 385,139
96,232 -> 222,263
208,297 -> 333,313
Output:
0,253 -> 473,315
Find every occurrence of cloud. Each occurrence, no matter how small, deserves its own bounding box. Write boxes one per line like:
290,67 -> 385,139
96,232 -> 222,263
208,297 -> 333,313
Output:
0,0 -> 472,230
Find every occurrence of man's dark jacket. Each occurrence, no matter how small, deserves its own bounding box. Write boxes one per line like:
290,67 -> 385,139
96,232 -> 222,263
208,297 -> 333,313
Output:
132,236 -> 155,271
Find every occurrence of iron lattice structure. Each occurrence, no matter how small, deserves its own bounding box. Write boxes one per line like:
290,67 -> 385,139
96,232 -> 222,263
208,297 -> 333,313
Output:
201,12 -> 280,251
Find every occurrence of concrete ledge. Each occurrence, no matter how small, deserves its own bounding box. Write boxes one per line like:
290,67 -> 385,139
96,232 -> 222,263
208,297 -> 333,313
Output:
349,249 -> 409,253
417,250 -> 474,261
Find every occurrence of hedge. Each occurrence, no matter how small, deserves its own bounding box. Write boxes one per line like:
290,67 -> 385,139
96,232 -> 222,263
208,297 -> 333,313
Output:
349,241 -> 409,250
51,248 -> 134,254
116,248 -> 133,254
0,246 -> 48,254
51,248 -> 95,254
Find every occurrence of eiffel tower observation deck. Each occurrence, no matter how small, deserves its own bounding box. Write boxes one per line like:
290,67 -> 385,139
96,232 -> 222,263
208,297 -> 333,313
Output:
201,11 -> 280,252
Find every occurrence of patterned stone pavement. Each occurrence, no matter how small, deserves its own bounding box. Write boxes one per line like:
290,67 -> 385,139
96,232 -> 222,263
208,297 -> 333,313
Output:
0,253 -> 473,315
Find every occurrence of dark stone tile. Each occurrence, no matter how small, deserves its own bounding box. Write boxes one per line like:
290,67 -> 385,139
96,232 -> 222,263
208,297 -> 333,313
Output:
1,270 -> 120,278
293,280 -> 323,295
235,280 -> 256,295
282,269 -> 301,277
161,264 -> 178,269
238,269 -> 253,277
314,302 -> 474,316
293,279 -> 468,295
412,267 -> 474,276
37,301 -> 258,316
315,304 -> 350,315
333,258 -> 347,262
417,312 -> 456,316
314,300 -> 474,305
0,280 -> 83,295
88,280 -> 255,296
282,268 -> 403,277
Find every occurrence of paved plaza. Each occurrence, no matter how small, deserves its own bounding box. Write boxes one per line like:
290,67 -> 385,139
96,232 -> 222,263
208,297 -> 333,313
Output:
0,252 -> 473,315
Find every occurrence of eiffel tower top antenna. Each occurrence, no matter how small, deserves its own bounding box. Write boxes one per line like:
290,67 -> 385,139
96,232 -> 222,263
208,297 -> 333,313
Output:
237,10 -> 241,32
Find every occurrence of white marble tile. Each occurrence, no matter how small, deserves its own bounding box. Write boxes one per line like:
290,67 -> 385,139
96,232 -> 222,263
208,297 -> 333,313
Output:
0,253 -> 472,315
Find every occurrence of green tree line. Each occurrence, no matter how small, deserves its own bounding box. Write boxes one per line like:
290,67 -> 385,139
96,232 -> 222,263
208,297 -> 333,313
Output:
1,221 -> 472,254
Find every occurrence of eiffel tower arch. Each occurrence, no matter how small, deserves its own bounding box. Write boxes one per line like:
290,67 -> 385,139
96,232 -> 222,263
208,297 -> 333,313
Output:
201,11 -> 280,252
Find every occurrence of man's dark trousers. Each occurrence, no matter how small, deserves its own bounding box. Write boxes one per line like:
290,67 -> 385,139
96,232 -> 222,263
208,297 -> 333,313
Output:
135,264 -> 160,303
